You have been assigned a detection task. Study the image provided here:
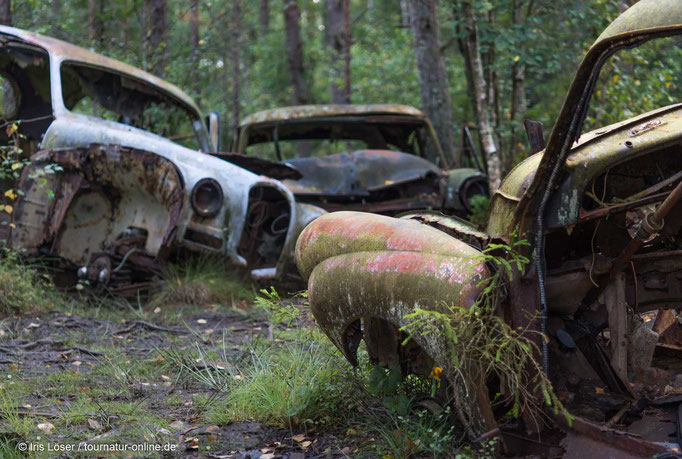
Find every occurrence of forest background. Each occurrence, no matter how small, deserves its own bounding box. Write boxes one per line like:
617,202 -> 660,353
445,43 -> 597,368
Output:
2,0 -> 677,189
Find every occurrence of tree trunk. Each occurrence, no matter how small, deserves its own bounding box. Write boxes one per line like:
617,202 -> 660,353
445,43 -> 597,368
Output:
326,0 -> 351,104
144,0 -> 169,77
457,0 -> 501,191
190,0 -> 200,51
51,0 -> 61,37
509,0 -> 528,173
283,0 -> 309,104
231,0 -> 241,141
88,0 -> 105,48
408,0 -> 457,166
0,0 -> 11,26
189,0 -> 200,95
399,0 -> 409,27
260,0 -> 269,32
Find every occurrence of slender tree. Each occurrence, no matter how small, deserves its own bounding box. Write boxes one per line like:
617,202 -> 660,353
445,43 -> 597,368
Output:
408,0 -> 457,165
326,0 -> 351,103
189,0 -> 200,95
508,0 -> 529,172
88,0 -> 105,48
260,0 -> 269,32
457,0 -> 501,190
399,0 -> 409,27
283,0 -> 309,104
0,0 -> 10,26
231,0 -> 241,140
144,0 -> 169,77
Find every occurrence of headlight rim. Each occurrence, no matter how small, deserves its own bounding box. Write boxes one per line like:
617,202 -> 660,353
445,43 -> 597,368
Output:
191,178 -> 224,218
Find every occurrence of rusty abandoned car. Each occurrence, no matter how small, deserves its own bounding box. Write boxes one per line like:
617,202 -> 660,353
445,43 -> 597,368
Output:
296,1 -> 682,456
0,26 -> 321,295
235,104 -> 488,217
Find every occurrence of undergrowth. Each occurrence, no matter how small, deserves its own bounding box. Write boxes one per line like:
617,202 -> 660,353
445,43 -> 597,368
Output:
151,257 -> 254,307
0,250 -> 63,315
467,194 -> 490,229
401,235 -> 571,436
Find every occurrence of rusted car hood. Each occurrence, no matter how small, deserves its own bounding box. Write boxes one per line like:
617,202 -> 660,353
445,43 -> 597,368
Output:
515,0 -> 682,235
281,149 -> 440,196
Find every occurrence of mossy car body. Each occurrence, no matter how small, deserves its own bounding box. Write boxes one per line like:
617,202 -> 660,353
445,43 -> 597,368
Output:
0,26 -> 312,291
236,104 -> 488,217
295,0 -> 682,453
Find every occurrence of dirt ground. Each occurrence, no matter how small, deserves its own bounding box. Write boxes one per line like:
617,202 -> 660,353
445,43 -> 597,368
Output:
0,300 -> 360,458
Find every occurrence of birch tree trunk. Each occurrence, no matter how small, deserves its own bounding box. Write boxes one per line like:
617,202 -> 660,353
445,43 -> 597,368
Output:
326,0 -> 351,104
509,0 -> 528,173
457,0 -> 501,191
408,0 -> 457,166
144,0 -> 169,77
283,0 -> 309,104
399,0 -> 410,27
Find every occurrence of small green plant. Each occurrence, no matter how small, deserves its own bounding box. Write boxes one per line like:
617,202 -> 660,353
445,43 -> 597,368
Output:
467,194 -> 490,230
151,257 -> 254,307
204,339 -> 352,429
364,407 -> 459,458
0,250 -> 63,315
253,286 -> 303,327
401,235 -> 571,436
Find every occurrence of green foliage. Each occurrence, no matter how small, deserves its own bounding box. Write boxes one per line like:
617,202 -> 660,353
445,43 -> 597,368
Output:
401,236 -> 571,430
10,0 -> 636,169
253,286 -> 304,327
151,257 -> 254,307
205,339 -> 351,428
0,250 -> 63,315
364,408 -> 459,458
467,194 -> 490,229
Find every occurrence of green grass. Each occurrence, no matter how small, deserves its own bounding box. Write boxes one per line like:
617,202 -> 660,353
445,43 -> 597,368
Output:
151,257 -> 255,307
198,339 -> 358,428
0,250 -> 64,315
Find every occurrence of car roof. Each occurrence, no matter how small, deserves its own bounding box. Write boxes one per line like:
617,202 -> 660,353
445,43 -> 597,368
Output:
240,104 -> 426,127
0,25 -> 201,115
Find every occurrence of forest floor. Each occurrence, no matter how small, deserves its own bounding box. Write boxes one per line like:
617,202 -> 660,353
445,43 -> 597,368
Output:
0,257 -> 484,458
0,300 -> 363,458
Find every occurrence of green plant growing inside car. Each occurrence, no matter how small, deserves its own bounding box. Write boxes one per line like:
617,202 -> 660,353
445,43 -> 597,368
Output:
400,236 -> 570,434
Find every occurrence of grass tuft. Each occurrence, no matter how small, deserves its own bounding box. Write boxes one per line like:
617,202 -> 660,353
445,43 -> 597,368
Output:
0,250 -> 62,316
151,257 -> 254,307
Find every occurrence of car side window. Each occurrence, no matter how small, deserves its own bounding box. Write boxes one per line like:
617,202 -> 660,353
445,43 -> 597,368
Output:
60,62 -> 202,150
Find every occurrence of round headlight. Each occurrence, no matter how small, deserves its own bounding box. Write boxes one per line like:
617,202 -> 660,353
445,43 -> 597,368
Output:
191,178 -> 223,218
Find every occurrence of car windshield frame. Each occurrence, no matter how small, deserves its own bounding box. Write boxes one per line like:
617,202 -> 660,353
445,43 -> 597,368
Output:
57,60 -> 210,151
240,114 -> 442,162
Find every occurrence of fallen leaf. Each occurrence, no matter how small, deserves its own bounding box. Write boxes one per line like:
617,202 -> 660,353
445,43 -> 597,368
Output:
169,420 -> 185,430
184,436 -> 199,451
153,307 -> 161,314
595,386 -> 605,395
300,441 -> 312,449
87,419 -> 102,431
72,361 -> 82,366
8,363 -> 18,371
37,422 -> 54,434
292,434 -> 306,442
